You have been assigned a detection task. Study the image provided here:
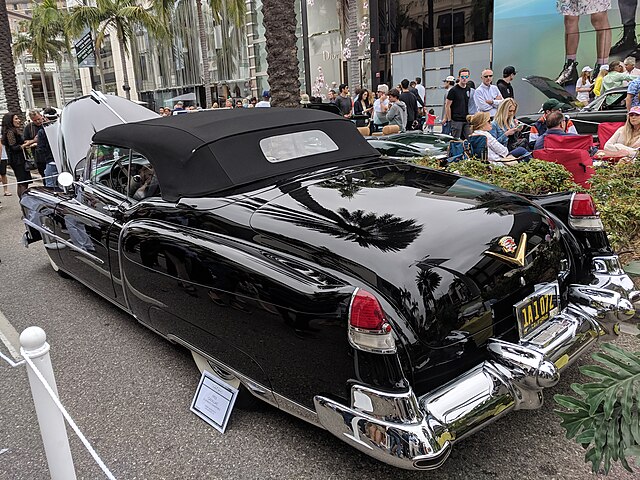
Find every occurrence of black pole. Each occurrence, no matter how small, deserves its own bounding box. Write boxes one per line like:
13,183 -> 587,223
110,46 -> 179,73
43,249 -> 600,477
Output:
300,0 -> 311,96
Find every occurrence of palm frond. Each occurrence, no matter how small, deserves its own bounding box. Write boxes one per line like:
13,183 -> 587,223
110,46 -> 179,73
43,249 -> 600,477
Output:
554,333 -> 640,474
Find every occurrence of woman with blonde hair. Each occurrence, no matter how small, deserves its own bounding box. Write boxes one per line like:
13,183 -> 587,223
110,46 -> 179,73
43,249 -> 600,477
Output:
490,98 -> 523,147
603,106 -> 640,155
468,111 -> 529,165
593,64 -> 609,97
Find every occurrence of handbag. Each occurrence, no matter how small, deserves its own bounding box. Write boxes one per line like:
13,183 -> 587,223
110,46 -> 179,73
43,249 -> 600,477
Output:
23,148 -> 37,171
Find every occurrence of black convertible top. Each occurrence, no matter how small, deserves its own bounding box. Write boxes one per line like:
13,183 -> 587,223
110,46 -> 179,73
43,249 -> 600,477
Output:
93,108 -> 380,201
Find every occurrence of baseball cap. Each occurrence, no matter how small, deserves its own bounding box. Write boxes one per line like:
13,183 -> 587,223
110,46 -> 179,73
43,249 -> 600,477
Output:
262,90 -> 271,98
542,98 -> 570,112
503,66 -> 516,76
600,64 -> 610,71
581,66 -> 593,73
443,75 -> 456,82
629,106 -> 640,115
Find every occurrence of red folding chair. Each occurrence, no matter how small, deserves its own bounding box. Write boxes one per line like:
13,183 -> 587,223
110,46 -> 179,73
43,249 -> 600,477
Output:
543,134 -> 594,150
597,122 -> 625,148
532,148 -> 595,189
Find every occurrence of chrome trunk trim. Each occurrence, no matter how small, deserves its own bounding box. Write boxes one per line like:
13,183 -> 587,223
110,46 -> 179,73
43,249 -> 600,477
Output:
314,285 -> 636,470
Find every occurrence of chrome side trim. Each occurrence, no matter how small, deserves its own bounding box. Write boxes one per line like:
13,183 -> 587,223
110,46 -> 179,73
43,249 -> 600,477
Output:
23,219 -> 105,265
169,336 -> 321,428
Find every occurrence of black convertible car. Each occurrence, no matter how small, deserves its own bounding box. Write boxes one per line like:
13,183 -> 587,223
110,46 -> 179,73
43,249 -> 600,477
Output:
22,94 -> 638,470
518,76 -> 629,137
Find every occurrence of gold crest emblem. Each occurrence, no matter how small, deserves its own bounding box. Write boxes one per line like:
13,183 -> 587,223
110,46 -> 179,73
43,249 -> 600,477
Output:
498,236 -> 517,254
484,233 -> 528,268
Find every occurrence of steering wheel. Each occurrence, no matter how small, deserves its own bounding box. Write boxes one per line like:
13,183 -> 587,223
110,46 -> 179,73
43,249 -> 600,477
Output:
109,162 -> 129,194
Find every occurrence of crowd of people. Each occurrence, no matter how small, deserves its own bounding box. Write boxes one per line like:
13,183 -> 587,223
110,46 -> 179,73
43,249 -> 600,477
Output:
0,108 -> 59,205
4,60 -> 639,205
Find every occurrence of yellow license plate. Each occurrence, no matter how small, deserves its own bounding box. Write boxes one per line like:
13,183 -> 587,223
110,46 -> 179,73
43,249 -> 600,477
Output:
515,284 -> 560,338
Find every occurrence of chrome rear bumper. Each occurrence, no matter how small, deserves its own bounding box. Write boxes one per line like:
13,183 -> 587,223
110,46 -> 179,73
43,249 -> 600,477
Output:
314,285 -> 635,470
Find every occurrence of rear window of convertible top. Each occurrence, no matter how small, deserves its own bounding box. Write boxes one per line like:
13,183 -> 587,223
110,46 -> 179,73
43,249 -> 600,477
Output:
259,130 -> 339,163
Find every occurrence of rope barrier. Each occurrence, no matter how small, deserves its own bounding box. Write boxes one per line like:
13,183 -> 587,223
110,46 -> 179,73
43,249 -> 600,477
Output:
1,346 -> 117,479
19,348 -> 117,480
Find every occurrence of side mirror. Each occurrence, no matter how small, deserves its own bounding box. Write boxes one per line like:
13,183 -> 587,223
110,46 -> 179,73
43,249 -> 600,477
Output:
57,172 -> 74,187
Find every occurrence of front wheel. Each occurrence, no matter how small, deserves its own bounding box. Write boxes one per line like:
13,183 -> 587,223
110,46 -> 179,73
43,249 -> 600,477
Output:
190,351 -> 259,409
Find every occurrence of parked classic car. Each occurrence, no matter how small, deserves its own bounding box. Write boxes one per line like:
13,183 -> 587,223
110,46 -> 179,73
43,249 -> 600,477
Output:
518,76 -> 628,137
22,93 -> 639,470
303,100 -> 451,160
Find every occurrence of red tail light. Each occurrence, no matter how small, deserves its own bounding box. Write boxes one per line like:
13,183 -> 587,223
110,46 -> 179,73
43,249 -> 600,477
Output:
348,289 -> 395,353
570,193 -> 597,217
349,290 -> 386,330
569,193 -> 603,231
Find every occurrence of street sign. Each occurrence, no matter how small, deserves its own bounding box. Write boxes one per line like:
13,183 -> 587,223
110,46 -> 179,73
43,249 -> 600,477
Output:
75,31 -> 96,68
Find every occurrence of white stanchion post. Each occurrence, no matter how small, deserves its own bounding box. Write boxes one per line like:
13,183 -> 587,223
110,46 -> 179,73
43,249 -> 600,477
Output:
20,327 -> 77,480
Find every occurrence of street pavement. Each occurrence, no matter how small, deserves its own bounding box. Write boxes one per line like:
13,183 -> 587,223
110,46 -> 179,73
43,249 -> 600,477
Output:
0,184 -> 639,480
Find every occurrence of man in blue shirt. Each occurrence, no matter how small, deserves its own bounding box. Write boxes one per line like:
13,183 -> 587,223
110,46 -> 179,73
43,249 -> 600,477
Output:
534,111 -> 577,150
626,77 -> 640,110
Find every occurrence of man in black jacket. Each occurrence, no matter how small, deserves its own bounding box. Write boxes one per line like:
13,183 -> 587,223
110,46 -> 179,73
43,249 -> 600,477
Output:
497,66 -> 516,99
23,110 -> 46,179
399,79 -> 418,130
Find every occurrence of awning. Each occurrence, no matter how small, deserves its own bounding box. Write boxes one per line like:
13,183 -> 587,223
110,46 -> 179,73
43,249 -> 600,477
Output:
169,92 -> 196,102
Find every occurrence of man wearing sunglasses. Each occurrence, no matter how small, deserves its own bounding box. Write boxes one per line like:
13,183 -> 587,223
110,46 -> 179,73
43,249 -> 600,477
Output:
444,68 -> 472,139
474,69 -> 504,118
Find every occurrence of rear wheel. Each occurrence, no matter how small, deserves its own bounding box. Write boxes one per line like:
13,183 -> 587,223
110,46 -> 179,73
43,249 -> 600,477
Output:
190,351 -> 259,409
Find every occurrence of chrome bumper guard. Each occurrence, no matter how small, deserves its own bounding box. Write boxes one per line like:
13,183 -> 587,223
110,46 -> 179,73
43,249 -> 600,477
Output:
314,281 -> 635,470
590,255 -> 640,314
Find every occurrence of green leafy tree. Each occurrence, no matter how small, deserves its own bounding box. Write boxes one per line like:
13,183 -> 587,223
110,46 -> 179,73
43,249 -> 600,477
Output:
554,334 -> 640,474
13,20 -> 65,106
32,0 -> 78,98
196,0 -> 246,108
0,0 -> 21,113
262,0 -> 300,107
68,0 -> 166,99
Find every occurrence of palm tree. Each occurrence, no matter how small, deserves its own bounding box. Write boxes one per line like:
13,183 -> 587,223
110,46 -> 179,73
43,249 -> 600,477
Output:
195,0 -> 246,108
68,0 -> 166,100
0,0 -> 20,113
13,21 -> 65,106
262,0 -> 300,107
32,0 -> 78,98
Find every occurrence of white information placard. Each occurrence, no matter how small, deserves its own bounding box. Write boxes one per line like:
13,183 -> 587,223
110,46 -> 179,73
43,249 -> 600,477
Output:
190,370 -> 239,433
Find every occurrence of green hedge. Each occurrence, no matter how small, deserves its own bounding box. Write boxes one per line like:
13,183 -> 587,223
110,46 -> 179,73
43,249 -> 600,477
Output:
415,157 -> 640,254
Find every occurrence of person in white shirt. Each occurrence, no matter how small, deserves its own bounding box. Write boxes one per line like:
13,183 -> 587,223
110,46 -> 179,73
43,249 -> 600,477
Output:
414,77 -> 426,106
0,141 -> 10,197
575,66 -> 593,104
474,69 -> 503,117
468,111 -> 529,165
255,90 -> 271,107
623,56 -> 640,86
373,84 -> 390,129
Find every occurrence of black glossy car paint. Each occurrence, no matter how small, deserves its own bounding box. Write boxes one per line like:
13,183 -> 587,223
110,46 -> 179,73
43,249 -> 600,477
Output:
22,159 -> 606,409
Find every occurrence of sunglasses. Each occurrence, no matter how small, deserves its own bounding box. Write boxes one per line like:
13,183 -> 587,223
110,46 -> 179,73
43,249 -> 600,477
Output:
629,113 -> 640,117
460,75 -> 470,79
483,75 -> 493,78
